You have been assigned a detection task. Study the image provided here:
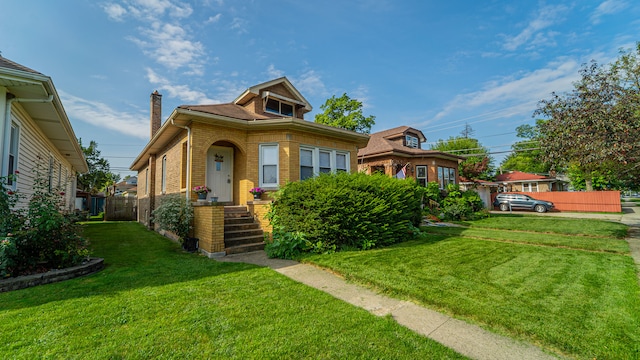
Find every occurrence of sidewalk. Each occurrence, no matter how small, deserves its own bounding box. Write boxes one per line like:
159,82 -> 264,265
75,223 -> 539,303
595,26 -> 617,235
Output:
218,205 -> 640,360
219,253 -> 558,360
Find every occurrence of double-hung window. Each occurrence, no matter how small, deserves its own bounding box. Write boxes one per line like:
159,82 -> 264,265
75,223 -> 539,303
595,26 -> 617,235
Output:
405,135 -> 419,149
299,146 -> 350,179
259,144 -> 279,188
437,166 -> 456,189
523,182 -> 538,192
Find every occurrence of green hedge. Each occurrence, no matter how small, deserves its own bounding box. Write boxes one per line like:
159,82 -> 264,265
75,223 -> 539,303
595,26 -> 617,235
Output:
267,172 -> 424,253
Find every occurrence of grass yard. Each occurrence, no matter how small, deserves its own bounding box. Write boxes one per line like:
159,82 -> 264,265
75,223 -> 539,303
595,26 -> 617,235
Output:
303,214 -> 640,360
0,222 -> 466,360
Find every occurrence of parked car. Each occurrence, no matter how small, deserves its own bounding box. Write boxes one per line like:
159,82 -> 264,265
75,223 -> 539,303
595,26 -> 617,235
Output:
493,193 -> 554,213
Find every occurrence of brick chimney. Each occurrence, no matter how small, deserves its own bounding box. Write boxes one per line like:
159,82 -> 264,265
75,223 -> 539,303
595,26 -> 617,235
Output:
150,90 -> 162,139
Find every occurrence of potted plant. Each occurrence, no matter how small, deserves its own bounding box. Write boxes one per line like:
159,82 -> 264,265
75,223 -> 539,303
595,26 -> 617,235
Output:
192,185 -> 211,200
250,187 -> 265,200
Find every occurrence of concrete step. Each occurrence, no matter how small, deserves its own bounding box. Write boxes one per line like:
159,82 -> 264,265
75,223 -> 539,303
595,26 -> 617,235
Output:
225,222 -> 261,231
225,241 -> 265,255
224,216 -> 256,225
225,234 -> 265,247
224,228 -> 264,240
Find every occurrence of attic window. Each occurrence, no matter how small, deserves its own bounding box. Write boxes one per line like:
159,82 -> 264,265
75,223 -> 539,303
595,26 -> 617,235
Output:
265,98 -> 294,117
405,135 -> 419,149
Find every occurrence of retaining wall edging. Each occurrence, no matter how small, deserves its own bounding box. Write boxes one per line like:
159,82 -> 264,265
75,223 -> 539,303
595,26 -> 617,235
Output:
0,258 -> 104,293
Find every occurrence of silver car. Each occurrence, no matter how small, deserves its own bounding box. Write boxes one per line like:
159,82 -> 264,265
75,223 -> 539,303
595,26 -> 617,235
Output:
493,193 -> 554,213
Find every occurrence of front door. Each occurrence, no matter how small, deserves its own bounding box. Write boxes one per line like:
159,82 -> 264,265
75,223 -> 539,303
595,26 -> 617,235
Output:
206,146 -> 233,202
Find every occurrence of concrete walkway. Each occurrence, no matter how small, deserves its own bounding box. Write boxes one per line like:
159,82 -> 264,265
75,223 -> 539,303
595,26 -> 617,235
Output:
218,203 -> 640,360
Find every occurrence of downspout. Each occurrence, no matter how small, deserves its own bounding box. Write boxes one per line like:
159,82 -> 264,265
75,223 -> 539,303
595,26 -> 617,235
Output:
1,94 -> 54,178
171,118 -> 191,201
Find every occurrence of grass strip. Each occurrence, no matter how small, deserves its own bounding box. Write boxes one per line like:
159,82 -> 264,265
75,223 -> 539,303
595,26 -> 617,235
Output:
456,214 -> 628,238
421,226 -> 630,253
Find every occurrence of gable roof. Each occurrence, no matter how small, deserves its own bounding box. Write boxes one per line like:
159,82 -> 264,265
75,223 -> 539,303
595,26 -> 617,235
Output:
233,77 -> 312,113
495,171 -> 553,182
358,126 -> 462,161
0,56 -> 88,173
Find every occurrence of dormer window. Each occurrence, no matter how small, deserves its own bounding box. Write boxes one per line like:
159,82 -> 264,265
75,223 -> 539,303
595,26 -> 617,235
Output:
265,97 -> 294,117
405,135 -> 419,149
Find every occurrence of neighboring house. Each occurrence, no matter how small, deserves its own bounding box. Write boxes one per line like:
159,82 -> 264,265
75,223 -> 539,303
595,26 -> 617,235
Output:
459,177 -> 500,209
357,126 -> 463,188
130,77 -> 369,256
0,55 -> 88,210
108,177 -> 138,197
495,170 -> 567,192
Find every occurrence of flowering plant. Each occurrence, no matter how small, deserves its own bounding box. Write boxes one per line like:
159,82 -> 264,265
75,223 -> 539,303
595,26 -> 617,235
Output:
249,187 -> 265,196
192,185 -> 211,194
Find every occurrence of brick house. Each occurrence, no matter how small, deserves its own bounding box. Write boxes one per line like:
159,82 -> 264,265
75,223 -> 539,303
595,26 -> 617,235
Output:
130,77 -> 369,256
357,126 -> 463,188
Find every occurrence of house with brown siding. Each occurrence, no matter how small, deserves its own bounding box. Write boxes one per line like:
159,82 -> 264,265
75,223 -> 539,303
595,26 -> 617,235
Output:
357,126 -> 463,188
130,77 -> 369,256
0,56 -> 88,210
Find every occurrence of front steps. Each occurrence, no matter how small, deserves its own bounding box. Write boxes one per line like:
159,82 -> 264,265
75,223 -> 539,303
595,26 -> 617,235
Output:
224,206 -> 265,255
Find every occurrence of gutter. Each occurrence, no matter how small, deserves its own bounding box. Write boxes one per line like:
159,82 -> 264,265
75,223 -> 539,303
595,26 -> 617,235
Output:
171,118 -> 191,201
1,93 -> 54,178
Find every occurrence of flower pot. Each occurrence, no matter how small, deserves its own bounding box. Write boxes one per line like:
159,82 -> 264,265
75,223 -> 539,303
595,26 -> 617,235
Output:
253,193 -> 261,200
197,193 -> 207,200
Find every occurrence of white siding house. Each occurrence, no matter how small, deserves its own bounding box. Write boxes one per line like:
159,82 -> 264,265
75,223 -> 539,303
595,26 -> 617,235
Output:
0,56 -> 88,210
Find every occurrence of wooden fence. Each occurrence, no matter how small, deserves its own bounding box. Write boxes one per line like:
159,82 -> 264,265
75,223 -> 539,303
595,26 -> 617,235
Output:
491,191 -> 621,213
104,196 -> 137,221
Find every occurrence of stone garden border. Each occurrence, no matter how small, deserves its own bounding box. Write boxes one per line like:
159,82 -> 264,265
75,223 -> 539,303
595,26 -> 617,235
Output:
0,258 -> 104,293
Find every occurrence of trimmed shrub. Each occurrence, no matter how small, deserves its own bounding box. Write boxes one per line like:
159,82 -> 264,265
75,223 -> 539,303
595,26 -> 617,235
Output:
151,194 -> 194,241
267,172 -> 425,254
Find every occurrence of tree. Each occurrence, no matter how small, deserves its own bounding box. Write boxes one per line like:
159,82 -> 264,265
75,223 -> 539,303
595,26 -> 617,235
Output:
534,45 -> 640,191
314,93 -> 375,133
77,139 -> 120,194
500,123 -> 551,174
430,135 -> 494,180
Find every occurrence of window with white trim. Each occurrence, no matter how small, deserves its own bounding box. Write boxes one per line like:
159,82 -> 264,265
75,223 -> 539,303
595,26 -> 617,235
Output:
299,146 -> 350,179
437,166 -> 456,189
161,155 -> 167,193
522,182 -> 538,192
416,166 -> 427,187
6,123 -> 19,187
405,135 -> 419,149
259,144 -> 279,188
265,98 -> 294,117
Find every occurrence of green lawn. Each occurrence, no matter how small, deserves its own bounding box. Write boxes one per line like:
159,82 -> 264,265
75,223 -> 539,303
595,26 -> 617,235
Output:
303,215 -> 640,360
0,222 -> 465,359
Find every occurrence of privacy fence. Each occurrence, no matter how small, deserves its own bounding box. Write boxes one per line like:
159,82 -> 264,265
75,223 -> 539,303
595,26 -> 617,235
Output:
104,196 -> 137,221
491,191 -> 621,213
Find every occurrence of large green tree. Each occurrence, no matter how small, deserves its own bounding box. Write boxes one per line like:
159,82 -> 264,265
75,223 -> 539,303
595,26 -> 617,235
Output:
430,134 -> 493,180
77,139 -> 120,194
500,123 -> 551,174
534,44 -> 640,191
314,93 -> 375,133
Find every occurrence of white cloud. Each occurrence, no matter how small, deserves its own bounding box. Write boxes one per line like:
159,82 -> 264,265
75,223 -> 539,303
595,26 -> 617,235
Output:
59,91 -> 149,139
146,68 -> 217,104
422,57 -> 583,130
103,3 -> 127,21
266,64 -> 284,78
292,70 -> 327,98
502,4 -> 570,51
206,13 -> 222,24
137,22 -> 206,73
230,17 -> 248,34
591,0 -> 628,24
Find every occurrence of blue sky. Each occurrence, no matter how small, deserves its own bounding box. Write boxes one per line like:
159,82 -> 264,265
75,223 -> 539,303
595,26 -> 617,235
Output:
1,0 -> 638,178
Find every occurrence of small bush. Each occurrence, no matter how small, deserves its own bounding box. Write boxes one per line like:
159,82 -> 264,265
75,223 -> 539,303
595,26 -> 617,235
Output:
152,194 -> 193,241
264,231 -> 310,259
429,183 -> 486,221
0,165 -> 89,278
267,172 -> 425,256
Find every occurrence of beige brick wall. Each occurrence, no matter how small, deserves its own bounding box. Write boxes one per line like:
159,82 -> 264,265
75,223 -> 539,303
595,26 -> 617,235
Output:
193,204 -> 225,254
247,200 -> 273,236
